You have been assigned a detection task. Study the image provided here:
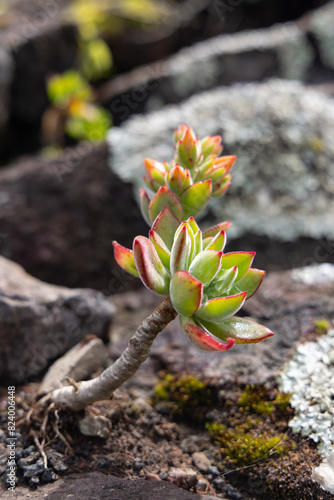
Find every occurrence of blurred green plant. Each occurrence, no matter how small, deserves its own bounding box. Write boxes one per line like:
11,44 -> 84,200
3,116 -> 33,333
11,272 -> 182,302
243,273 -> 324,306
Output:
45,70 -> 111,144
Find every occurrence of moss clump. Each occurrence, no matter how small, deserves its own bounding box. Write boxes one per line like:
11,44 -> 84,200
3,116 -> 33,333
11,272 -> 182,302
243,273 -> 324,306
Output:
313,318 -> 330,335
238,385 -> 290,415
206,421 -> 290,466
153,374 -> 214,419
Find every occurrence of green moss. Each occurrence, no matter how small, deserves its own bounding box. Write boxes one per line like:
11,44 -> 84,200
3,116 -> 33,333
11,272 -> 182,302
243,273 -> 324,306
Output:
153,374 -> 214,419
206,421 -> 289,466
313,318 -> 330,335
238,385 -> 290,415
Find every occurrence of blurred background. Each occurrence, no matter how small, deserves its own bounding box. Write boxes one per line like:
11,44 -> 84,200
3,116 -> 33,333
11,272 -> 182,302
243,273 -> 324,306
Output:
0,0 -> 333,292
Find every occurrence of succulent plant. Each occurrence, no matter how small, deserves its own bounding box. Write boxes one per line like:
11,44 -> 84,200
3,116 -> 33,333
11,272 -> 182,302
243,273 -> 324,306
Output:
140,125 -> 235,224
48,124 -> 274,411
113,216 -> 273,352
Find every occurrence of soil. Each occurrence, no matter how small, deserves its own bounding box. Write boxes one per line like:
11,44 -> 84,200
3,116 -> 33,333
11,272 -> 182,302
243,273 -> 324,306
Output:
1,277 -> 334,499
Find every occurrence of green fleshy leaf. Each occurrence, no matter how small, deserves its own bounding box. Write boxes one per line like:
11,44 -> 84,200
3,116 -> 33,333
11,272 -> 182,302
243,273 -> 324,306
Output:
180,316 -> 235,351
229,268 -> 265,299
202,237 -> 213,249
149,230 -> 171,269
133,236 -> 170,295
170,225 -> 192,275
220,252 -> 255,281
180,180 -> 212,219
149,186 -> 183,223
207,266 -> 239,297
170,270 -> 203,317
192,231 -> 203,260
212,175 -> 232,197
196,292 -> 247,322
186,216 -> 200,235
202,221 -> 232,238
139,189 -> 151,226
152,207 -> 180,250
198,316 -> 274,344
188,250 -> 222,284
113,241 -> 139,278
205,230 -> 226,252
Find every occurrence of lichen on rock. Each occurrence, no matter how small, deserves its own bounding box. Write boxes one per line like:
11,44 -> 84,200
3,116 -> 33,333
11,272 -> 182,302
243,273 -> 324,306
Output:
278,329 -> 334,457
108,79 -> 334,242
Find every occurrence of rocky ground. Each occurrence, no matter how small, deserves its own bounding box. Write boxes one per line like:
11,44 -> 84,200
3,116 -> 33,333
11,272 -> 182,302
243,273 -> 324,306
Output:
1,265 -> 334,499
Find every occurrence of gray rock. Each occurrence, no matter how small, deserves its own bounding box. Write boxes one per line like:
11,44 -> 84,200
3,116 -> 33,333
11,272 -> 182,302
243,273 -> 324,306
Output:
108,80 -> 334,242
38,337 -> 110,394
0,47 -> 13,153
79,415 -> 111,439
166,467 -> 198,490
0,256 -> 115,383
46,450 -> 68,473
191,452 -> 211,473
0,471 -> 206,499
0,142 -> 147,290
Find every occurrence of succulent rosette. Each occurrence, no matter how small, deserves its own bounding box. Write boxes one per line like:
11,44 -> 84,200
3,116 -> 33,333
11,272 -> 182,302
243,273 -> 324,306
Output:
139,125 -> 236,225
113,216 -> 273,352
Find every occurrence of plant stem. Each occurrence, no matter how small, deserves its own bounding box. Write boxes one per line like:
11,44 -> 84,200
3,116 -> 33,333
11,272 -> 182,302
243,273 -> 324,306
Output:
44,297 -> 177,411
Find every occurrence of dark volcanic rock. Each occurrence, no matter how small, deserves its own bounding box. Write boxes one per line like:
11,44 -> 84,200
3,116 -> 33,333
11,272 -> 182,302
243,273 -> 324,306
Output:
0,142 -> 147,290
0,256 -> 115,383
0,471 -> 207,500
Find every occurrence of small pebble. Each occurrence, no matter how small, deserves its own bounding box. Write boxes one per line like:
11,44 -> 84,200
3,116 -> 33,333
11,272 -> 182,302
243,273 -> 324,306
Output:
208,465 -> 220,476
79,415 -> 111,439
46,449 -> 69,473
192,452 -> 211,473
226,483 -> 243,500
197,478 -> 209,491
28,475 -> 40,488
22,445 -> 36,458
145,473 -> 161,481
40,468 -> 58,483
213,477 -> 226,492
167,467 -> 198,490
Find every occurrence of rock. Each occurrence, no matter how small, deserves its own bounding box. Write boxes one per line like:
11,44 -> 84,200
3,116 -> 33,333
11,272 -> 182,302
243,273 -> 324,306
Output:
0,142 -> 147,290
166,467 -> 198,490
0,256 -> 115,383
225,484 -> 243,500
102,1 -> 334,124
311,450 -> 334,495
78,415 -> 111,439
46,450 -> 68,473
0,47 -> 13,155
0,471 -> 206,499
0,0 -> 79,159
108,80 -> 334,245
21,457 -> 45,479
191,452 -> 211,473
213,477 -> 226,492
38,336 -> 110,394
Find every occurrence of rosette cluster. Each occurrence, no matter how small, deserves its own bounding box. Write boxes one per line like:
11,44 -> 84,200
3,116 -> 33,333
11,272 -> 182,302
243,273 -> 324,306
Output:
140,125 -> 235,225
113,215 -> 273,352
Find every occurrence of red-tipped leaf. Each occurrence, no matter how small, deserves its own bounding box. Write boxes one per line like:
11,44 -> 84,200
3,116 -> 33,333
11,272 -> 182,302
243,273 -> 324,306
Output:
139,189 -> 151,225
152,206 -> 180,250
198,316 -> 274,344
229,268 -> 265,299
149,186 -> 183,223
203,221 -> 232,238
180,180 -> 212,219
133,236 -> 170,295
170,270 -> 203,317
196,292 -> 247,322
220,251 -> 255,281
113,241 -> 139,277
180,316 -> 235,351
